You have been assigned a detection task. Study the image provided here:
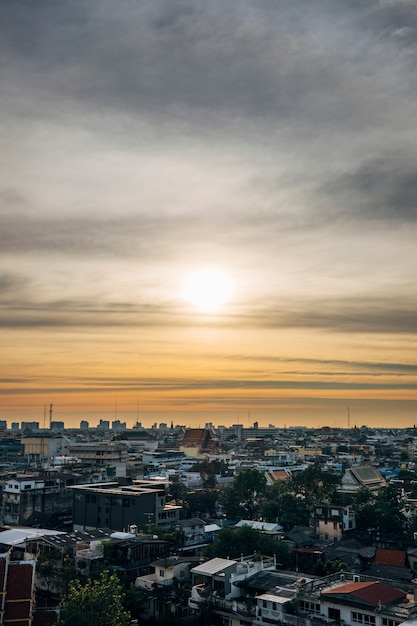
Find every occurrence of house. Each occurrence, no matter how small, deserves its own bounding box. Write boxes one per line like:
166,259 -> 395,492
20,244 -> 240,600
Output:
295,574 -> 417,626
314,504 -> 356,541
135,555 -> 200,591
189,554 -> 277,607
176,518 -> 206,550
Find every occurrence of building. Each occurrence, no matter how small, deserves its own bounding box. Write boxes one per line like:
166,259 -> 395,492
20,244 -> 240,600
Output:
176,518 -> 206,550
1,474 -> 79,526
67,441 -> 127,469
340,466 -> 387,494
70,479 -> 181,532
314,504 -> 356,541
0,551 -> 36,626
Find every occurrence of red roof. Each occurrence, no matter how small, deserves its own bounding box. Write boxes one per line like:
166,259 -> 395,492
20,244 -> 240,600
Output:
375,547 -> 406,567
323,581 -> 406,607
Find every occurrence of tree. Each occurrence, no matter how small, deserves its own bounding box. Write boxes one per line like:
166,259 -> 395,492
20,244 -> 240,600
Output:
261,492 -> 310,530
221,469 -> 267,519
187,488 -> 219,518
204,526 -> 291,568
58,570 -> 131,626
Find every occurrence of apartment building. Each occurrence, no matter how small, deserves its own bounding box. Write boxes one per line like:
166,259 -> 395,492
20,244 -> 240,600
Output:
70,479 -> 181,532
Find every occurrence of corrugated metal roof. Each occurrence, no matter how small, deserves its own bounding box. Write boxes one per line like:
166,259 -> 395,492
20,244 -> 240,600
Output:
0,527 -> 63,546
191,557 -> 237,575
257,591 -> 295,603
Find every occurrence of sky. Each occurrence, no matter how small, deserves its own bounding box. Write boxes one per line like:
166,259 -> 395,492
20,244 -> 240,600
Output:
1,0 -> 417,429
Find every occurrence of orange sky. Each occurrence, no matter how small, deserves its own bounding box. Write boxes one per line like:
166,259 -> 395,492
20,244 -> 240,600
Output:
1,1 -> 417,429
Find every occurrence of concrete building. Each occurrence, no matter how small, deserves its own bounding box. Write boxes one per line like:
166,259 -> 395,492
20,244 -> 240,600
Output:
314,504 -> 356,541
1,474 -> 79,526
70,479 -> 181,532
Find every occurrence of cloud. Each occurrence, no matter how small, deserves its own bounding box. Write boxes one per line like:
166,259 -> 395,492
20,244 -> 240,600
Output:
323,154 -> 417,222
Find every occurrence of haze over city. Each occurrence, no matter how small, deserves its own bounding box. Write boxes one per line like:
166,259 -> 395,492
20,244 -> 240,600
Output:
1,0 -> 417,429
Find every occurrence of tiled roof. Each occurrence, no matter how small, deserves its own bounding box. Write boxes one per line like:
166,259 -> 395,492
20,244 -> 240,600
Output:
322,581 -> 406,607
375,547 -> 406,567
351,466 -> 386,486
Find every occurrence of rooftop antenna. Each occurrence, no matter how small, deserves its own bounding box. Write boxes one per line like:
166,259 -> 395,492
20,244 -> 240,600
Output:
347,406 -> 351,429
49,403 -> 53,428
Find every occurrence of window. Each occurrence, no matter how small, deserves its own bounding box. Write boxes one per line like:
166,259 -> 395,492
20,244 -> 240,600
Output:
352,612 -> 375,626
299,601 -> 320,615
159,570 -> 164,577
382,619 -> 401,626
74,493 -> 85,502
328,608 -> 340,621
263,601 -> 267,608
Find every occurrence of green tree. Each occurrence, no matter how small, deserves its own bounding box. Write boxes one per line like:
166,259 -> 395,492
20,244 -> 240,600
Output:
221,469 -> 267,519
187,488 -> 219,518
354,484 -> 407,535
58,570 -> 131,626
204,526 -> 290,568
290,466 -> 340,506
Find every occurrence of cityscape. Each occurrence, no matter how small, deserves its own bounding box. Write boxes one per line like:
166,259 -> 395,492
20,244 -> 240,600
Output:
1,420 -> 417,624
2,0 -> 417,625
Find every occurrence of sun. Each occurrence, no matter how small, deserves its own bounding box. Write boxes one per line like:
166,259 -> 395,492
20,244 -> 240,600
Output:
183,268 -> 233,313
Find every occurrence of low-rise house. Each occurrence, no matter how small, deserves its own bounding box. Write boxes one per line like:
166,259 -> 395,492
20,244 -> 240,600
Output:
314,504 -> 356,541
176,518 -> 206,550
135,555 -> 199,591
189,554 -> 277,609
296,573 -> 417,626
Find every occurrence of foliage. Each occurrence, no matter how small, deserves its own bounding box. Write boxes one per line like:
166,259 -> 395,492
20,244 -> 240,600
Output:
354,483 -> 407,535
221,469 -> 267,519
204,526 -> 291,567
167,479 -> 189,503
186,488 -> 219,518
261,492 -> 310,530
190,459 -> 229,488
311,559 -> 349,577
290,465 -> 341,506
58,570 -> 131,626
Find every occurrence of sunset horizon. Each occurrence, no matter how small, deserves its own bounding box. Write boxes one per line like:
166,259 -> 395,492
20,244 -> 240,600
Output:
2,1 -> 417,430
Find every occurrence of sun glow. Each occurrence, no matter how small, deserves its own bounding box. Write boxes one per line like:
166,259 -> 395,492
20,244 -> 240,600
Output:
183,268 -> 233,313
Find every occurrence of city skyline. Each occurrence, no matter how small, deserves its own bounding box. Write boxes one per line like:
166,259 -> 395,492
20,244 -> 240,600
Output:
1,1 -> 417,428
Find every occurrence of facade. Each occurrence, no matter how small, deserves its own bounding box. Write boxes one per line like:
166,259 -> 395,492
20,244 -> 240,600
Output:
0,552 -> 36,626
71,480 -> 181,532
176,517 -> 206,549
190,565 -> 417,626
67,441 -> 127,468
315,504 -> 356,541
1,474 -> 78,525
